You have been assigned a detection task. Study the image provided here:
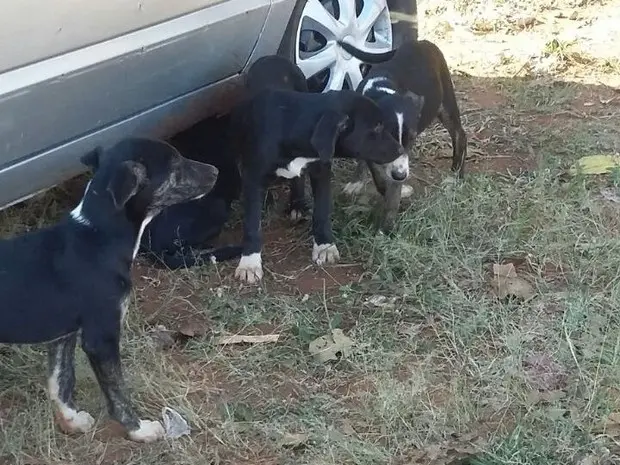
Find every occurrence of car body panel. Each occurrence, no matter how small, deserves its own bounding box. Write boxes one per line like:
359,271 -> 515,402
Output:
0,0 -> 284,209
0,0 -> 417,210
0,0 -> 231,72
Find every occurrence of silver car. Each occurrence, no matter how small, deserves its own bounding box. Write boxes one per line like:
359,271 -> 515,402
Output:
0,0 -> 417,209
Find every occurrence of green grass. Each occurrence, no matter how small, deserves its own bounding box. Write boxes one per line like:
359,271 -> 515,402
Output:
3,137 -> 620,463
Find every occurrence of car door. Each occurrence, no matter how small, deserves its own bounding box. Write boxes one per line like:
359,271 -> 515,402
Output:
0,0 -> 270,205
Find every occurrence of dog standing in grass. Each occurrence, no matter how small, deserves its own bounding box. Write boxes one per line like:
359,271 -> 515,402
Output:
339,39 -> 467,227
0,138 -> 218,442
230,55 -> 405,283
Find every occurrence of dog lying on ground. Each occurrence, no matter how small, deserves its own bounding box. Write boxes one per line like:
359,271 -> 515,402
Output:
0,138 -> 218,442
230,59 -> 405,283
140,114 -> 243,268
242,55 -> 312,221
339,39 -> 467,199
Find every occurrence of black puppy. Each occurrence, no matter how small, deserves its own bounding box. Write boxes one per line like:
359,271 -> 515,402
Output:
0,138 -> 218,442
231,87 -> 405,283
339,39 -> 467,197
140,114 -> 243,268
242,55 -> 311,221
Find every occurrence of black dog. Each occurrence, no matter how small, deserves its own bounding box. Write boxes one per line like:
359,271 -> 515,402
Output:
230,84 -> 405,283
0,138 -> 218,442
339,39 -> 467,197
140,56 -> 310,270
140,114 -> 243,268
242,55 -> 311,221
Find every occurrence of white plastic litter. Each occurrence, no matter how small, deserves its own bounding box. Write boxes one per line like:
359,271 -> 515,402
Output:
162,407 -> 191,439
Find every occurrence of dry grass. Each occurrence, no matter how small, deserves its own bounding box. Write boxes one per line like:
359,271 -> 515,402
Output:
1,1 -> 620,464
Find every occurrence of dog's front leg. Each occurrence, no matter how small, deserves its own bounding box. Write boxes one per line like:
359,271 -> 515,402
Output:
81,331 -> 164,443
309,163 -> 339,265
235,176 -> 265,283
47,333 -> 96,434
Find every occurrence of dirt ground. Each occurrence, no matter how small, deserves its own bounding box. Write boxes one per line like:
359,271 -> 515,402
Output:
1,0 -> 620,464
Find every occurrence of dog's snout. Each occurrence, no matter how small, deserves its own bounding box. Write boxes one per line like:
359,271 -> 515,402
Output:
390,169 -> 408,181
389,153 -> 409,181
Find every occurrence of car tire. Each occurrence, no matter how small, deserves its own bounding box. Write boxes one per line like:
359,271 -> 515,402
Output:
277,0 -> 418,93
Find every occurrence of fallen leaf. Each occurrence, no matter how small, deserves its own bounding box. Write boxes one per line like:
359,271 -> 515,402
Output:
402,432 -> 485,465
278,432 -> 309,449
491,262 -> 535,300
150,325 -> 176,350
339,420 -> 357,436
569,154 -> 620,176
523,353 -> 568,391
365,294 -> 397,308
308,329 -> 354,363
162,407 -> 191,439
216,334 -> 280,345
527,389 -> 566,405
178,320 -> 208,338
578,454 -> 600,465
514,15 -> 539,29
599,187 -> 620,203
547,407 -> 568,421
492,276 -> 535,300
493,262 -> 518,278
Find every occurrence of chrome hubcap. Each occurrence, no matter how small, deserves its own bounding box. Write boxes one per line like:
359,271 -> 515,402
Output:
295,0 -> 393,92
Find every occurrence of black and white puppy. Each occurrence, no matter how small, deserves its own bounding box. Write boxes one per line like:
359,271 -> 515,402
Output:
242,55 -> 311,221
140,114 -> 243,268
339,39 -> 467,196
0,138 -> 218,442
230,87 -> 405,283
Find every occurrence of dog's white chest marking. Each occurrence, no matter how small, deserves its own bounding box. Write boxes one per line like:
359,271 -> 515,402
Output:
70,181 -> 92,226
395,112 -> 404,144
275,157 -> 318,179
133,213 -> 156,260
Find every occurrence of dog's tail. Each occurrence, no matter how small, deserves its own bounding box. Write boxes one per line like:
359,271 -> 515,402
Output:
338,41 -> 396,64
152,245 -> 243,270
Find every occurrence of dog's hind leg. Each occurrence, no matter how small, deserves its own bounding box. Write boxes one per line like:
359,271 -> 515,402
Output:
342,160 -> 368,195
437,66 -> 467,178
47,333 -> 95,434
438,105 -> 467,179
81,328 -> 164,442
287,176 -> 309,221
309,163 -> 339,265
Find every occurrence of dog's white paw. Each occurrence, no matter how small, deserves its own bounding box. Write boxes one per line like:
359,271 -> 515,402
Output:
313,242 -> 340,266
343,181 -> 365,195
234,253 -> 263,284
290,209 -> 305,221
400,184 -> 414,198
56,409 -> 96,434
128,419 -> 166,443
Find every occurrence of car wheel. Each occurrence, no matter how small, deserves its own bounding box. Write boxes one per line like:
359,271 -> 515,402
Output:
278,0 -> 394,93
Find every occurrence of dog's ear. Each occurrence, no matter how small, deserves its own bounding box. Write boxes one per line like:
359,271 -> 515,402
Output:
80,147 -> 103,172
310,110 -> 350,162
106,161 -> 147,210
